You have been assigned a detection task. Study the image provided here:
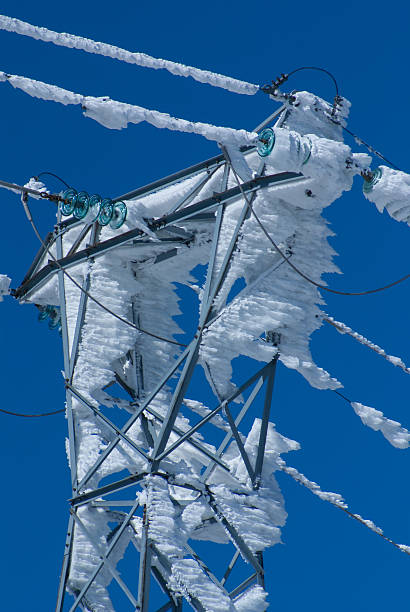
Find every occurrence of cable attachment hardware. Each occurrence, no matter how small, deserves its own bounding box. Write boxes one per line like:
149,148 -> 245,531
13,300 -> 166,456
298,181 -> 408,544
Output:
260,73 -> 289,96
362,167 -> 383,193
331,94 -> 344,118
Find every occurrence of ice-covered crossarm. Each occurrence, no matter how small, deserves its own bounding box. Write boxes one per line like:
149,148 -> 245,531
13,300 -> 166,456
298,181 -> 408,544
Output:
0,71 -> 257,147
0,14 -> 259,96
0,274 -> 11,301
260,126 -> 370,198
363,165 -> 410,225
351,402 -> 410,449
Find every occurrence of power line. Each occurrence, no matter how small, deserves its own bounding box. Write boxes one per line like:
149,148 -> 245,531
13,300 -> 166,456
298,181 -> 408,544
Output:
341,124 -> 402,172
225,154 -> 410,296
324,316 -> 410,376
0,406 -> 65,417
0,14 -> 259,96
281,463 -> 410,557
35,171 -> 71,189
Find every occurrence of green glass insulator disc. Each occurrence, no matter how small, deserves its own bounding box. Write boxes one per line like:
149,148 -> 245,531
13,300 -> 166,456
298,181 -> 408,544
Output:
88,194 -> 102,222
109,201 -> 127,229
38,304 -> 54,321
98,198 -> 114,226
48,309 -> 61,329
302,137 -> 312,165
73,191 -> 90,219
257,128 -> 275,157
60,188 -> 77,216
363,167 -> 383,193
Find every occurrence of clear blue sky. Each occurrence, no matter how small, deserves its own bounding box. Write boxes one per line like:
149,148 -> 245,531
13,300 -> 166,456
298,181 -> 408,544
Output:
0,1 -> 409,610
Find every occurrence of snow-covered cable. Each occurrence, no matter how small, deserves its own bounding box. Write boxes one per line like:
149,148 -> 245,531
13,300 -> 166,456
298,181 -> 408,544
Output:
0,71 -> 257,146
334,391 -> 410,449
325,316 -> 410,375
0,14 -> 259,96
281,462 -> 410,555
351,402 -> 410,449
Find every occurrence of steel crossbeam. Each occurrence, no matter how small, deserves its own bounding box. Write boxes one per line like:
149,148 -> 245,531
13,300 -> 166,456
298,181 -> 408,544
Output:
15,171 -> 305,301
71,511 -> 139,607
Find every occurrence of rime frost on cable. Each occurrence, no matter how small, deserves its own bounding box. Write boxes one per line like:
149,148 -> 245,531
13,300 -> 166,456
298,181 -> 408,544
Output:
326,316 -> 410,375
351,402 -> 410,449
0,14 -> 259,95
0,70 -> 257,146
0,274 -> 11,301
281,463 -> 347,508
282,463 -> 388,537
363,165 -> 410,225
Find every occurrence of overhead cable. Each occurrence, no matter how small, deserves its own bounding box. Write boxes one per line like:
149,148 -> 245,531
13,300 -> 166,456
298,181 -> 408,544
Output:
0,70 -> 257,147
0,406 -> 65,417
325,316 -> 410,375
341,124 -> 401,171
281,462 -> 410,557
261,66 -> 339,98
35,171 -> 71,189
225,155 -> 410,296
0,14 -> 259,96
252,207 -> 410,295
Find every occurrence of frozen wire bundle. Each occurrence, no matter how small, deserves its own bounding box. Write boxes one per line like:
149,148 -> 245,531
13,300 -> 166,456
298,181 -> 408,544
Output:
0,14 -> 259,95
0,70 -> 257,146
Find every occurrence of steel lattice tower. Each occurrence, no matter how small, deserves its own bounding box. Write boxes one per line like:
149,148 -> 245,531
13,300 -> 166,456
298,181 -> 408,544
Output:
14,96 -> 360,611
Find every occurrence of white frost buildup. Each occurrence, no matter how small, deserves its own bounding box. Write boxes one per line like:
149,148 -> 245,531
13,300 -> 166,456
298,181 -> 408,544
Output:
326,316 -> 410,375
351,402 -> 410,449
0,14 -> 259,95
0,274 -> 11,300
281,463 -> 347,508
363,165 -> 410,225
282,463 -> 388,538
23,177 -> 49,199
399,544 -> 410,554
0,70 -> 257,146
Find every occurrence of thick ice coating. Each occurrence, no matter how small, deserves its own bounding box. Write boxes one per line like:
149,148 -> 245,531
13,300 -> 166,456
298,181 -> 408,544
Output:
363,165 -> 410,225
0,14 -> 259,95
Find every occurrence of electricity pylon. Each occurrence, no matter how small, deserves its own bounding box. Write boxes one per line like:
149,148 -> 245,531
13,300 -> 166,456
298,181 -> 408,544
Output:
14,98 -> 347,611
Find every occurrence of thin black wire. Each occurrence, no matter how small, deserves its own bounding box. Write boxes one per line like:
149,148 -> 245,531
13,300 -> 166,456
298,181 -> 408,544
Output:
333,389 -> 353,403
270,66 -> 403,172
341,125 -> 402,171
0,406 -> 65,417
287,66 -> 339,98
226,159 -> 410,296
282,463 -> 410,556
35,171 -> 71,189
21,195 -> 187,348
